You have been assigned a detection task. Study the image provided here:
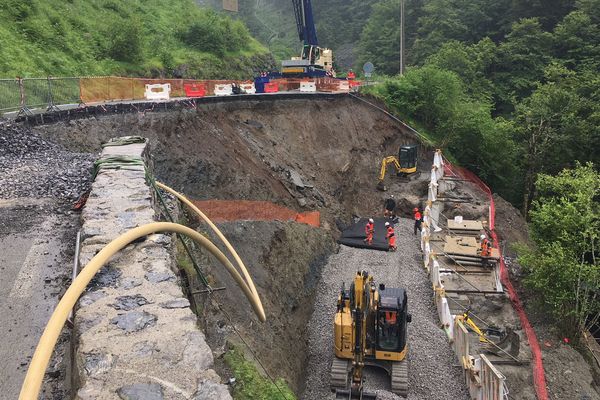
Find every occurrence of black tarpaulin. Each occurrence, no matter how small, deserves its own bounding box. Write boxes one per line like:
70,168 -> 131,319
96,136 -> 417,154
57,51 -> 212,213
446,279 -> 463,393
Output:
338,217 -> 396,251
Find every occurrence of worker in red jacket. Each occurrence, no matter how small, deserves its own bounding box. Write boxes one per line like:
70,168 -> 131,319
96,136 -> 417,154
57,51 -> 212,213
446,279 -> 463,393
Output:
413,207 -> 422,235
364,218 -> 375,245
480,234 -> 491,257
385,222 -> 397,251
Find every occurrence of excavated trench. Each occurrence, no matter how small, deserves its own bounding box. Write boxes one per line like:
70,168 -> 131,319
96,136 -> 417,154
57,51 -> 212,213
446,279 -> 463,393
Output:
30,95 -> 467,398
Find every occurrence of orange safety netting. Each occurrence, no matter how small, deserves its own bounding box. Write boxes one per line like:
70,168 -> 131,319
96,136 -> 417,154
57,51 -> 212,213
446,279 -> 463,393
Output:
80,77 -> 215,103
444,162 -> 548,400
190,200 -> 320,228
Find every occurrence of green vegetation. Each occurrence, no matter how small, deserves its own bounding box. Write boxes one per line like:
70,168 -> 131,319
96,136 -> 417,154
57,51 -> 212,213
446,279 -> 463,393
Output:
0,0 -> 272,78
224,346 -> 297,400
517,164 -> 599,339
362,0 -> 600,211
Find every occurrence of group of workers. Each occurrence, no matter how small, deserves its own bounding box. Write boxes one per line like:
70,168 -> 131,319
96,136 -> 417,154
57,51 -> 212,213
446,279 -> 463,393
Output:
363,195 -> 493,261
363,195 -> 425,252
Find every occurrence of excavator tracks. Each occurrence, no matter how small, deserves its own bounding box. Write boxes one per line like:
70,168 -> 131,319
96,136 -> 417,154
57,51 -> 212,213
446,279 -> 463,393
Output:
330,357 -> 350,391
391,360 -> 409,398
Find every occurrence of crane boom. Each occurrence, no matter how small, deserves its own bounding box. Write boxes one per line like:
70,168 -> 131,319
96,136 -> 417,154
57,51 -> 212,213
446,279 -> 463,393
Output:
292,0 -> 318,46
280,0 -> 333,77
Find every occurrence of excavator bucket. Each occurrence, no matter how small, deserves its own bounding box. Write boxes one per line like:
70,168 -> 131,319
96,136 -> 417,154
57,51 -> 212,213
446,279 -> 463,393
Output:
335,388 -> 378,400
376,181 -> 386,191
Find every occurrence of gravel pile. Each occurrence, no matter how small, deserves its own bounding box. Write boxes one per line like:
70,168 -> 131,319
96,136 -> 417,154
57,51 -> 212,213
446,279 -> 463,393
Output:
0,122 -> 95,200
302,217 -> 470,400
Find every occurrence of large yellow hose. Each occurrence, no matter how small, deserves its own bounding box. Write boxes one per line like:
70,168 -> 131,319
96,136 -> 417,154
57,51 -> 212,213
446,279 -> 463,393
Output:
155,181 -> 264,317
19,222 -> 265,400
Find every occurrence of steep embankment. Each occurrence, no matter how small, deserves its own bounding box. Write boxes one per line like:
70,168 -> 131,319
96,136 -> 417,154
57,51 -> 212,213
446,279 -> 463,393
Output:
0,0 -> 273,78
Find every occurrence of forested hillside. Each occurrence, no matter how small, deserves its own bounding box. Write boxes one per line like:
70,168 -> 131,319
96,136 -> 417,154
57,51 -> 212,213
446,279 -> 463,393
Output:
363,0 -> 599,211
0,0 -> 273,78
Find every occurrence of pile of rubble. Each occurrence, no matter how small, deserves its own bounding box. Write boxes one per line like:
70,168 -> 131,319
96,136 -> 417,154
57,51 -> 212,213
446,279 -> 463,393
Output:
0,121 -> 95,201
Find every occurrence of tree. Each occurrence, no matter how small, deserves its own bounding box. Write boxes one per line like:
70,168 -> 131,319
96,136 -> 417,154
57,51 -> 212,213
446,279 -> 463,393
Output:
357,0 -> 401,75
518,164 -> 599,339
515,65 -> 600,213
553,10 -> 600,70
493,18 -> 554,114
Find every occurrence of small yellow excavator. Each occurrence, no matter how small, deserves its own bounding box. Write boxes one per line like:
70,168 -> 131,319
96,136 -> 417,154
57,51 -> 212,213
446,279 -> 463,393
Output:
331,271 -> 411,399
377,144 -> 418,191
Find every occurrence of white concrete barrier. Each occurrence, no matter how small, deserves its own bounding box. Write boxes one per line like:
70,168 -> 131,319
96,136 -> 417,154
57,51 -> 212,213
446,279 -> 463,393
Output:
240,83 -> 256,94
338,80 -> 350,92
144,84 -> 171,100
299,81 -> 317,92
214,84 -> 233,96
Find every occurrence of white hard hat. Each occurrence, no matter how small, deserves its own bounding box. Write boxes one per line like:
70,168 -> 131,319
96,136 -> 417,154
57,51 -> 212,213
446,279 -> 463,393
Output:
480,234 -> 486,240
390,194 -> 394,198
385,222 -> 390,226
369,218 -> 374,223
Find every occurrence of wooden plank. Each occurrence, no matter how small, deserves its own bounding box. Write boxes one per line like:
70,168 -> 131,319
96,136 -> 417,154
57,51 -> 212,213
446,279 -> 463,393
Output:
447,219 -> 483,231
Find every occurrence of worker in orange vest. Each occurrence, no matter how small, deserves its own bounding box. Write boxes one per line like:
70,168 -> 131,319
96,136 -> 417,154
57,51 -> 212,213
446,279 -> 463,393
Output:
385,222 -> 397,251
413,207 -> 422,235
347,69 -> 356,80
364,218 -> 375,246
480,234 -> 491,257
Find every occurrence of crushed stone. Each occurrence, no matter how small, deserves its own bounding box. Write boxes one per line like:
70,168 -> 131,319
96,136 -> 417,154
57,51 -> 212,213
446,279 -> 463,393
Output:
302,217 -> 469,400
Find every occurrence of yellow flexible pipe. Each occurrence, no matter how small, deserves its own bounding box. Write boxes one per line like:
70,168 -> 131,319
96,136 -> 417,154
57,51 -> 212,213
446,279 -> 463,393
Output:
19,222 -> 265,400
155,181 -> 264,318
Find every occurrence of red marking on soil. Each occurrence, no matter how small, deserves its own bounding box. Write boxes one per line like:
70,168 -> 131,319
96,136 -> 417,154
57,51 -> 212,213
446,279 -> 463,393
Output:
191,200 -> 320,227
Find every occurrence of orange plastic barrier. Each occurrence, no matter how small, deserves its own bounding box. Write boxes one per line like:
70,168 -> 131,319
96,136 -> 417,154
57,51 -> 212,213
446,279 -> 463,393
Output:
264,82 -> 279,93
190,200 -> 319,227
294,211 -> 320,227
184,83 -> 207,97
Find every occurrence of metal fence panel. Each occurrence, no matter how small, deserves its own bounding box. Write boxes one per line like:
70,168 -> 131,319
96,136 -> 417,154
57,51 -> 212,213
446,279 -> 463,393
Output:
0,79 -> 22,113
22,78 -> 51,110
48,77 -> 80,106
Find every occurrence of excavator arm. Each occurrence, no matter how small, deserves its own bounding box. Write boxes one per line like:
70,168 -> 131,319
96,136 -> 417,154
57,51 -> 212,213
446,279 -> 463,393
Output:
377,156 -> 401,191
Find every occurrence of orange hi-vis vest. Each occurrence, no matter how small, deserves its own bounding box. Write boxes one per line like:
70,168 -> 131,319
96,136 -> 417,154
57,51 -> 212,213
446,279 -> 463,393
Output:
481,238 -> 491,256
366,222 -> 374,235
385,311 -> 397,324
414,211 -> 422,221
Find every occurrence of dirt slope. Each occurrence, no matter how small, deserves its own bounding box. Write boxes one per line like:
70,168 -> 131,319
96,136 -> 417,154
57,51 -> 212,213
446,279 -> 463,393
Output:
34,96 -> 431,226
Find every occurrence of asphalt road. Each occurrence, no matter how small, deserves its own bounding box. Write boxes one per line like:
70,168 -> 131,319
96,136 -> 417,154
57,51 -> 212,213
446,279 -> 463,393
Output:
0,198 -> 75,399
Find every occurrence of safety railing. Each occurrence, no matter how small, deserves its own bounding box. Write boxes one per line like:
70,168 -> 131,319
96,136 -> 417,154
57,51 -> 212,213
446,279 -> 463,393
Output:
0,76 -> 360,116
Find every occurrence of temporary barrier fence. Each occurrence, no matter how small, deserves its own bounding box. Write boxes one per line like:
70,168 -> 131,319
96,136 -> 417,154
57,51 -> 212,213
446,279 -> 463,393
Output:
0,79 -> 21,113
1,76 -> 363,116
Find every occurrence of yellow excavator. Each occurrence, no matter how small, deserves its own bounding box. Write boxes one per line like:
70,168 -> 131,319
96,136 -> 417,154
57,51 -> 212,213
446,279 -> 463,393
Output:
331,271 -> 411,399
377,144 -> 418,191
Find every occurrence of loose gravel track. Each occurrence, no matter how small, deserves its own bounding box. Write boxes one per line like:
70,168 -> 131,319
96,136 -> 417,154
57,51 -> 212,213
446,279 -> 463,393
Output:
302,217 -> 470,400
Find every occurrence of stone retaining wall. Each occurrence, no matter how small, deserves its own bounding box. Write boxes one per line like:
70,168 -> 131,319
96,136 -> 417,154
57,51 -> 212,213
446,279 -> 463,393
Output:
73,138 -> 231,399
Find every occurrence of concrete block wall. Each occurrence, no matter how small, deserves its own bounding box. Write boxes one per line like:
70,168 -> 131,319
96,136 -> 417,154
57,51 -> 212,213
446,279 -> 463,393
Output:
73,138 -> 231,399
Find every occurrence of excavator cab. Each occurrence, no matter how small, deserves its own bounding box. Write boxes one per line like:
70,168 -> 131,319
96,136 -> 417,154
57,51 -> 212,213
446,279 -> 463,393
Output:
398,145 -> 418,173
331,274 -> 411,399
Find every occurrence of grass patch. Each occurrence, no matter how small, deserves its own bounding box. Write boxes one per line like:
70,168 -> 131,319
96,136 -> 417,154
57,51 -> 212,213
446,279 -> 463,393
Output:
0,0 -> 270,78
224,346 -> 297,400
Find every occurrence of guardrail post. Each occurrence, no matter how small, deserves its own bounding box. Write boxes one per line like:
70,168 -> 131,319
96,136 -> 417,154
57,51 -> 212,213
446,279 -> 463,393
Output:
46,76 -> 60,112
17,77 -> 33,117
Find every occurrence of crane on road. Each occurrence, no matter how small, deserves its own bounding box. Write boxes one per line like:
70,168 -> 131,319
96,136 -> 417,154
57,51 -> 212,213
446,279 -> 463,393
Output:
281,0 -> 333,77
